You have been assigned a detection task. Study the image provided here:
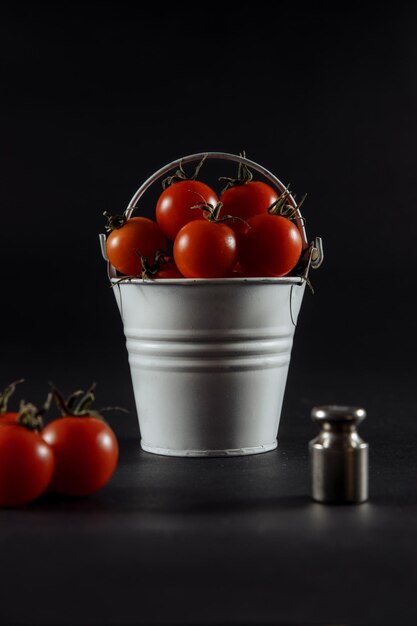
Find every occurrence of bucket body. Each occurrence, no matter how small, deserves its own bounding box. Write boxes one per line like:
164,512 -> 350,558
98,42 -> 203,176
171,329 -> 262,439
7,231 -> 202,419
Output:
112,277 -> 306,457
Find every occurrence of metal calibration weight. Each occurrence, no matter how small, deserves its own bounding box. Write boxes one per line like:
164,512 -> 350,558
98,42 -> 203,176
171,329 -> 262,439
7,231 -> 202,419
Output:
309,405 -> 369,504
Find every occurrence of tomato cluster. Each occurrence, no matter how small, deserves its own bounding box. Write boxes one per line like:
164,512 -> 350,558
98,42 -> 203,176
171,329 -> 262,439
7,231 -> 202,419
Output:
104,156 -> 305,280
0,381 -> 119,507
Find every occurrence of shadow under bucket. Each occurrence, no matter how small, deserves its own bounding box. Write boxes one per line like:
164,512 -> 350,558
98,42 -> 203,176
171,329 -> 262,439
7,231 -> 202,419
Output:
100,152 -> 323,457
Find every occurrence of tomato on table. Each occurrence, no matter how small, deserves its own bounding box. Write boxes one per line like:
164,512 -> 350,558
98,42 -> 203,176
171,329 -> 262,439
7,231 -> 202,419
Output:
156,157 -> 218,241
104,212 -> 166,276
0,397 -> 54,507
42,384 -> 119,497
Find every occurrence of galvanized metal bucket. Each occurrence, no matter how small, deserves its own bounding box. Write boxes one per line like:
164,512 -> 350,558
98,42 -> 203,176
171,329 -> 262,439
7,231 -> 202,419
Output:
100,152 -> 323,457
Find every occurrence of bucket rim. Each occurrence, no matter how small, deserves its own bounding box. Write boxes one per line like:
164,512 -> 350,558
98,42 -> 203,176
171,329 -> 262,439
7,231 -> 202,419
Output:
110,275 -> 306,286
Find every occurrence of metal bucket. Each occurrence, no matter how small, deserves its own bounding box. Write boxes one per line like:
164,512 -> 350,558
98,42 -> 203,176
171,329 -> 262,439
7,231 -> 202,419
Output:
100,152 -> 323,457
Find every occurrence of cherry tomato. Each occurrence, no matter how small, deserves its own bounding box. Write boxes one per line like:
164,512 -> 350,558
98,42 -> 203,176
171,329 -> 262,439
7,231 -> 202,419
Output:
0,425 -> 54,507
219,181 -> 280,241
174,220 -> 237,278
106,216 -> 166,276
42,417 -> 119,497
239,214 -> 303,277
154,258 -> 184,279
156,180 -> 218,241
139,252 -> 184,279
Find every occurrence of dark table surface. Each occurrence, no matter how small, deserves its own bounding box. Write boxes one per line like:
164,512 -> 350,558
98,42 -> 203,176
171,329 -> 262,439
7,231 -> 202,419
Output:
0,368 -> 416,626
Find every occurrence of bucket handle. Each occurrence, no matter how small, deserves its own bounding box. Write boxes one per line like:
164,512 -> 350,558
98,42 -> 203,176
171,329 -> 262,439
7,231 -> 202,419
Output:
99,152 -> 324,274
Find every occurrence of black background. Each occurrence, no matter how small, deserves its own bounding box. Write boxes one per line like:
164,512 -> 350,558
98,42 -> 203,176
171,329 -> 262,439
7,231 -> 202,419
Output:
2,1 -> 416,438
1,3 -> 417,624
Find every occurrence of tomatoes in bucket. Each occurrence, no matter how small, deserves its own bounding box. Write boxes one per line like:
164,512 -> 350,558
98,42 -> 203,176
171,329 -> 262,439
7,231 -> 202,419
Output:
173,198 -> 237,278
239,213 -> 302,277
156,156 -> 218,241
104,212 -> 166,276
217,157 -> 280,242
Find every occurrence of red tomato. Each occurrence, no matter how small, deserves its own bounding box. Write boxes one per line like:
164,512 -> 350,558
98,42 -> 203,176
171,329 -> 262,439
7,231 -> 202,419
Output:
0,425 -> 54,507
154,258 -> 184,279
219,181 -> 280,240
139,252 -> 184,279
42,417 -> 119,497
239,214 -> 302,277
106,217 -> 166,276
174,220 -> 237,278
156,180 -> 218,241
